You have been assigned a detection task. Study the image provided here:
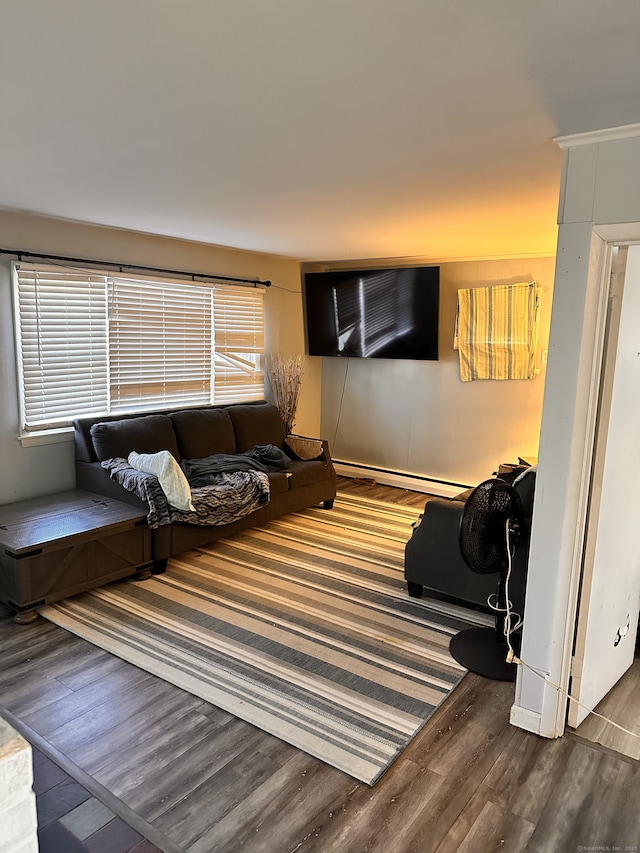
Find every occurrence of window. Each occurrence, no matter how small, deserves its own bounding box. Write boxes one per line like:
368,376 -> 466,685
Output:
13,262 -> 265,431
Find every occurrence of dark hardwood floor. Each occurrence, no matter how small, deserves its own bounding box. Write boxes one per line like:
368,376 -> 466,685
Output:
31,742 -> 163,853
1,479 -> 638,853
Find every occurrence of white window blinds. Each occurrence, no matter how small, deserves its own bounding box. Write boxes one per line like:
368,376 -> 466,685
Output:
213,285 -> 265,403
13,262 -> 266,431
15,265 -> 109,429
108,276 -> 213,413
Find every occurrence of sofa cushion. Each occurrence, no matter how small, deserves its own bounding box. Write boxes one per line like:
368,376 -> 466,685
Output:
268,471 -> 290,496
171,408 -> 236,459
90,414 -> 180,462
285,459 -> 329,489
228,403 -> 286,453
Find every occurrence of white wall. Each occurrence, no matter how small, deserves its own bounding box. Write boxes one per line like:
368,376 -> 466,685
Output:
313,257 -> 555,488
0,211 -> 315,505
512,127 -> 640,737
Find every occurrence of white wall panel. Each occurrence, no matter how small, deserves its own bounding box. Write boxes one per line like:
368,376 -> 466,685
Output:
561,145 -> 598,224
593,137 -> 640,224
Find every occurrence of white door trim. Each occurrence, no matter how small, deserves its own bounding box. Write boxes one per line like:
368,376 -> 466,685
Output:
546,230 -> 612,738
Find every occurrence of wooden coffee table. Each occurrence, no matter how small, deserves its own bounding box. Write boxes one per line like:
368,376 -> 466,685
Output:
0,490 -> 152,623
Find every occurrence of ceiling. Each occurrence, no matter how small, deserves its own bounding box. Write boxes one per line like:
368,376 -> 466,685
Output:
2,1 -> 640,262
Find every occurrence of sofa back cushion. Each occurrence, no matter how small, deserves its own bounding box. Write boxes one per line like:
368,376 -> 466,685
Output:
171,408 -> 237,459
90,414 -> 180,462
228,402 -> 286,452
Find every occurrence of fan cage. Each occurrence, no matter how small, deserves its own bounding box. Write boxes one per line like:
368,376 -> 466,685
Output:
458,478 -> 524,574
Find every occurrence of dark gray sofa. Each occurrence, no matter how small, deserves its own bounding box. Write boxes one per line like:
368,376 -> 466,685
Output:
404,463 -> 536,616
74,400 -> 337,570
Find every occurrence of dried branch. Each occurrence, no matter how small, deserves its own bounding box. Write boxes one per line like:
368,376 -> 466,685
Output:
266,353 -> 304,434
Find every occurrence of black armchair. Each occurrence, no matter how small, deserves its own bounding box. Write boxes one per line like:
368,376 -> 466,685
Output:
404,464 -> 536,616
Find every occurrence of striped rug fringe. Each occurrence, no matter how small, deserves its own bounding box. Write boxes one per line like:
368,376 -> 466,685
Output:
40,493 -> 486,784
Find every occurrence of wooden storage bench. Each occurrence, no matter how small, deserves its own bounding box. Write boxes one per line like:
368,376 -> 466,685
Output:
0,490 -> 152,623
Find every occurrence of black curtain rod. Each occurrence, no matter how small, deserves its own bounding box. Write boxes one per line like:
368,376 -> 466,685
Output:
0,248 -> 272,287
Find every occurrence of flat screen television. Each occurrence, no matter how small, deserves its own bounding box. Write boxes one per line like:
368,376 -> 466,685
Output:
303,265 -> 439,360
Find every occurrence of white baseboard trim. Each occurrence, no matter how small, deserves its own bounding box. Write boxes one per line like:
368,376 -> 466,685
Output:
509,704 -> 543,734
333,461 -> 470,499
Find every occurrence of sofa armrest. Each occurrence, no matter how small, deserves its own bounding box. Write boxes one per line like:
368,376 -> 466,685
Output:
75,460 -> 149,511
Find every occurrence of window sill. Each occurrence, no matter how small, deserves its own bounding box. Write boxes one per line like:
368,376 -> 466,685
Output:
19,428 -> 74,448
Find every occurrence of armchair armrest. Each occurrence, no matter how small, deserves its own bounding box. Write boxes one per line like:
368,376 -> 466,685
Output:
404,496 -> 496,612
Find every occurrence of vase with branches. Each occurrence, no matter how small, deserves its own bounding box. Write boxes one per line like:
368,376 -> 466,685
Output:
266,353 -> 304,435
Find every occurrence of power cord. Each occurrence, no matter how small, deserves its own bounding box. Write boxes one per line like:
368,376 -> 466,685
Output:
331,359 -> 350,453
486,540 -> 523,634
501,520 -> 640,742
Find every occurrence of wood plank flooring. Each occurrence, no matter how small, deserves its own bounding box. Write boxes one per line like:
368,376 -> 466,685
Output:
1,479 -> 639,853
573,656 -> 640,760
32,743 -> 164,853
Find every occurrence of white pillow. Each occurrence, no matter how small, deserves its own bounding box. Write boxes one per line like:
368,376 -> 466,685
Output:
128,450 -> 194,512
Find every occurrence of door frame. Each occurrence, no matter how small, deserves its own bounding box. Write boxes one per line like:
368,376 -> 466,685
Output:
547,228 -> 612,738
513,222 -> 640,739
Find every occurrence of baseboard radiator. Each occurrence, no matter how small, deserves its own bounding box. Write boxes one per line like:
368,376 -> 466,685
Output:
333,461 -> 471,499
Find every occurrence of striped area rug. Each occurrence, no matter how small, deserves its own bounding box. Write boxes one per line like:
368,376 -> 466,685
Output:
40,493 -> 487,784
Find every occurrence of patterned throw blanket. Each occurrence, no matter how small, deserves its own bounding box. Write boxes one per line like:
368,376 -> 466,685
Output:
101,457 -> 270,529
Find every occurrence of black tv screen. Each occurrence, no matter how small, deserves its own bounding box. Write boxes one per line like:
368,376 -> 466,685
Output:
303,265 -> 439,360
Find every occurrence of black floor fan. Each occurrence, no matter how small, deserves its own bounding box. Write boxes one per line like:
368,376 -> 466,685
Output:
449,478 -> 525,682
